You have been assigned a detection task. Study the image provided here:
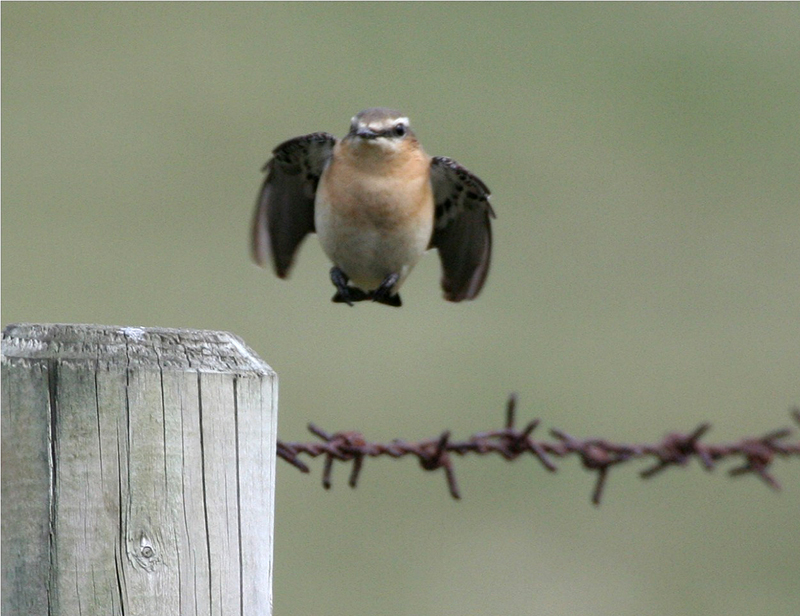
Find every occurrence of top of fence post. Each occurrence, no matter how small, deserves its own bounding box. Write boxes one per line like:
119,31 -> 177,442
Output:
2,323 -> 273,374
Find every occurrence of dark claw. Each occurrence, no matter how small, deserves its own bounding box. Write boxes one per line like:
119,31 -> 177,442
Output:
370,273 -> 402,307
332,288 -> 369,305
330,266 -> 368,306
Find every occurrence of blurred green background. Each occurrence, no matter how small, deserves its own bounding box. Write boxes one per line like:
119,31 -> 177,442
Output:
3,3 -> 799,614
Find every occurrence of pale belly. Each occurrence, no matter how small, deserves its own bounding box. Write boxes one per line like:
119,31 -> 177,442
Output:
314,175 -> 434,292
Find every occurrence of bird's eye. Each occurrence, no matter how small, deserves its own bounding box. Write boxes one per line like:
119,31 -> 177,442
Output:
393,124 -> 406,137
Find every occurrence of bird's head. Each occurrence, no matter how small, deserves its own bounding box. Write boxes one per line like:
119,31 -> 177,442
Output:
345,108 -> 416,155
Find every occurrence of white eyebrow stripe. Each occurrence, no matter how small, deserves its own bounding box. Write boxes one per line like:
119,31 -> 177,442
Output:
363,117 -> 411,131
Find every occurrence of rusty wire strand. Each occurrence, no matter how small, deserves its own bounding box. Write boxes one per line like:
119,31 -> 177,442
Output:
276,395 -> 800,505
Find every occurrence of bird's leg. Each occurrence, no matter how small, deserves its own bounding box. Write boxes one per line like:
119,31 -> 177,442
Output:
330,266 -> 368,306
370,273 -> 402,307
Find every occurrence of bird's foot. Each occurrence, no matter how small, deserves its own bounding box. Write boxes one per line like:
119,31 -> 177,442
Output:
369,273 -> 402,307
330,267 -> 369,306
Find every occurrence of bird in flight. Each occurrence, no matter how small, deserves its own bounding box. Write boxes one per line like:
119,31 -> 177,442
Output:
251,108 -> 495,307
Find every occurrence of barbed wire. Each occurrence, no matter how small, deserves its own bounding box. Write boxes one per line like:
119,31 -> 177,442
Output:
276,394 -> 800,505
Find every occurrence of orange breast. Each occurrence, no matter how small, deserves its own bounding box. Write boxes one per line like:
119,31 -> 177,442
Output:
323,141 -> 434,234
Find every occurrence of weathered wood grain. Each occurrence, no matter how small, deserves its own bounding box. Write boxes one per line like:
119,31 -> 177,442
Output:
2,324 -> 277,615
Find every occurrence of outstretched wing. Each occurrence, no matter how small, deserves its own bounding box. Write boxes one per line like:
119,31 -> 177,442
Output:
251,132 -> 336,277
429,156 -> 496,301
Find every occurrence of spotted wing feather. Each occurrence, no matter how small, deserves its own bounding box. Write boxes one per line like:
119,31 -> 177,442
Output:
429,156 -> 495,302
251,132 -> 336,277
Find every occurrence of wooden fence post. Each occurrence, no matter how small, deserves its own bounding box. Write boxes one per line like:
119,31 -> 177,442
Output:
1,323 -> 278,615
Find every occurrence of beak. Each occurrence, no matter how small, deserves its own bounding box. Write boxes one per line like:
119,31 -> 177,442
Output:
356,127 -> 380,139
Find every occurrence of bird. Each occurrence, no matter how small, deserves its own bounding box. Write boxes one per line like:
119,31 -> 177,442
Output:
250,108 -> 495,307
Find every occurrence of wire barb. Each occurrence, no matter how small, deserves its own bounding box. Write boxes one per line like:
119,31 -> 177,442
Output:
275,394 -> 800,504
